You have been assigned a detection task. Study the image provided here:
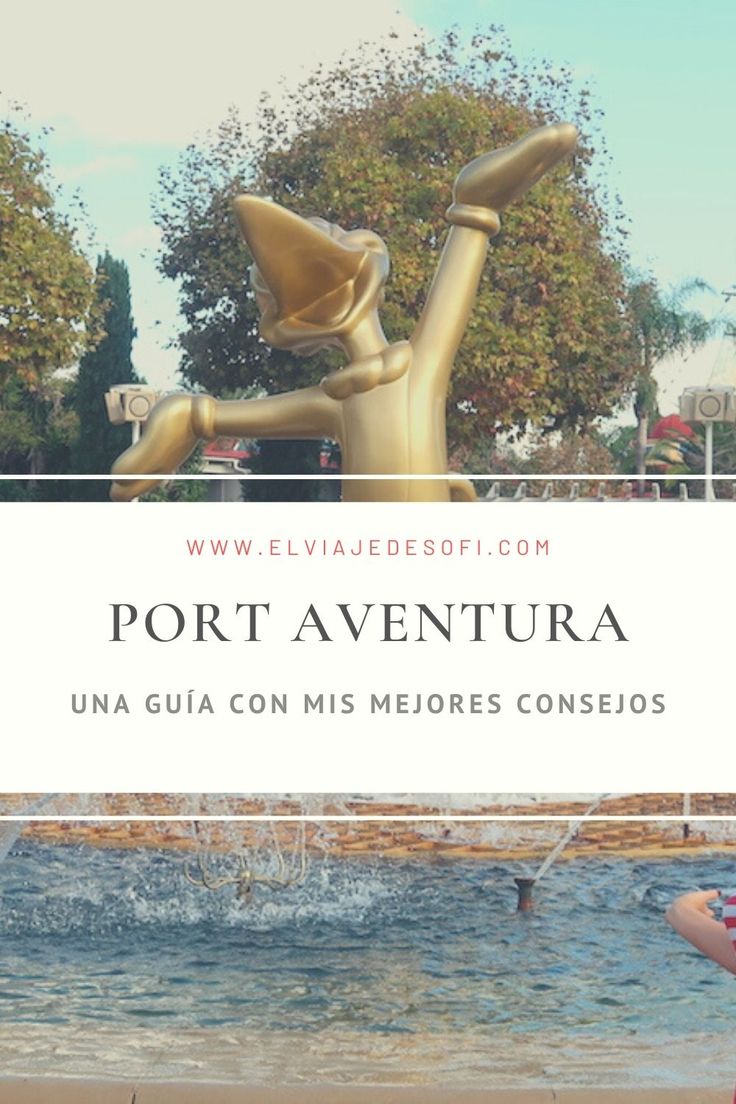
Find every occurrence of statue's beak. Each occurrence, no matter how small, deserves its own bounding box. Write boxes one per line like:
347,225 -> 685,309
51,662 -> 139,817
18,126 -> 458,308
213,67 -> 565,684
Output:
234,195 -> 364,323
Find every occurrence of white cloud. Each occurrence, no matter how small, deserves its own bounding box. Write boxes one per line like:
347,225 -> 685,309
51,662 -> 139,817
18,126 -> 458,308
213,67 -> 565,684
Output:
4,0 -> 417,145
56,155 -> 139,182
113,224 -> 163,252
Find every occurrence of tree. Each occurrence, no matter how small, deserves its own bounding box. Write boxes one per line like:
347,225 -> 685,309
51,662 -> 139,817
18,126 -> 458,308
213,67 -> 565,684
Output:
0,372 -> 78,496
0,118 -> 96,480
453,425 -> 616,500
72,253 -> 138,499
153,30 -> 635,472
627,276 -> 714,487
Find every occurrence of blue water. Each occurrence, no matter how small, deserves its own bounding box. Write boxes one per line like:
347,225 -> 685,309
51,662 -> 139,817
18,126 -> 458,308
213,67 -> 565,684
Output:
1,840 -> 735,1086
0,841 -> 732,1038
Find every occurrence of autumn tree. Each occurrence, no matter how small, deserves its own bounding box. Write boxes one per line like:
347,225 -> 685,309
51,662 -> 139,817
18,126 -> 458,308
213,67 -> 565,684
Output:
0,119 -> 97,481
154,30 -> 635,468
72,252 -> 138,498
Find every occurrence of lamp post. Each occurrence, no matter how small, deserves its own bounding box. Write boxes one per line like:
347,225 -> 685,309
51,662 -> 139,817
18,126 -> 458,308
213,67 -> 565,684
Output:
679,386 -> 736,500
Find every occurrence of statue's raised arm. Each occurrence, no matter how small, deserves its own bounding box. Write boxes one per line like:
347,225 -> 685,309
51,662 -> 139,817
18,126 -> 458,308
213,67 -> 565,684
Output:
110,122 -> 577,503
410,122 -> 579,393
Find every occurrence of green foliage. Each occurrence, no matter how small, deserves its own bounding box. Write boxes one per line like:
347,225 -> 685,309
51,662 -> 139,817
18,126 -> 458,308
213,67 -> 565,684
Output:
601,424 -> 638,473
0,373 -> 78,494
517,427 -> 615,497
517,427 -> 614,476
146,448 -> 208,501
629,277 -> 714,370
711,424 -> 736,482
72,252 -> 139,499
454,425 -> 615,497
241,439 -> 339,501
628,276 -> 715,421
154,29 -> 635,452
0,120 -> 96,389
0,117 -> 96,481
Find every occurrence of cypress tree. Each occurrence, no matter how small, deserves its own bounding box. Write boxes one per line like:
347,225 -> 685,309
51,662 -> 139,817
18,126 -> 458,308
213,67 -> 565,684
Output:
73,253 -> 138,498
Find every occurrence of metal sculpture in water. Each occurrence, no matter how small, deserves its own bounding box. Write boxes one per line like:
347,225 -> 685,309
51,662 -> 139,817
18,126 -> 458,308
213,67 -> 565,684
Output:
110,122 -> 578,503
184,821 -> 308,905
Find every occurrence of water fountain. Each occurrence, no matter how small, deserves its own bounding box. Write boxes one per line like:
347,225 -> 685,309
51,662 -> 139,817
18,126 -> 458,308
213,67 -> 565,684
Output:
3,818 -> 736,1092
184,817 -> 308,904
513,794 -> 611,910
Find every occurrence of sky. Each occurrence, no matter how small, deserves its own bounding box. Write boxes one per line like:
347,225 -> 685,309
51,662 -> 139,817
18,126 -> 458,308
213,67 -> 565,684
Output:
4,0 -> 735,418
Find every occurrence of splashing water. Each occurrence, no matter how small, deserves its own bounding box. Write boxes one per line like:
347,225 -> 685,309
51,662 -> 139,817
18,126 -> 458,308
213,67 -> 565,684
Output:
0,793 -> 59,864
0,837 -> 735,1087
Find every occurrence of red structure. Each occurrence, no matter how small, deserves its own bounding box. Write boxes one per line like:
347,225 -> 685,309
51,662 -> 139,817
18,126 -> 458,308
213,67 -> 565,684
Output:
649,414 -> 694,440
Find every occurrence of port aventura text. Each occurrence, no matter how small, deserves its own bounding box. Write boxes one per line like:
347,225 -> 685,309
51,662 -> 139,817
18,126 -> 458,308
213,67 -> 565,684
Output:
109,602 -> 627,644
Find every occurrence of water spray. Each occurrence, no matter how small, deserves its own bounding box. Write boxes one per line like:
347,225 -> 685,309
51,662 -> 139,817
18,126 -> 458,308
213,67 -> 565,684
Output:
185,814 -> 308,904
0,793 -> 60,865
514,794 -> 610,911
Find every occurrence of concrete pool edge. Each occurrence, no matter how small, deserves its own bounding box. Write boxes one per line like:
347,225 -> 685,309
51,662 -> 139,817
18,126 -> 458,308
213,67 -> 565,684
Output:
0,1081 -> 729,1103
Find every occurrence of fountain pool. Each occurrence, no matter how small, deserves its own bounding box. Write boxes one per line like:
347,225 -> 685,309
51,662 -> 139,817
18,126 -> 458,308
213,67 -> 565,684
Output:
0,840 -> 734,1088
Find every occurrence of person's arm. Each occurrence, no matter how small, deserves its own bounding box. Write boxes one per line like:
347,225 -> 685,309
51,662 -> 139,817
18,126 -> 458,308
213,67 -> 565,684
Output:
666,889 -> 736,974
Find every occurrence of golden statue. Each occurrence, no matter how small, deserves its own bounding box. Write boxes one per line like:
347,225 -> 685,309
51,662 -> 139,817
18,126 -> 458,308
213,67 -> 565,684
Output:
110,122 -> 578,503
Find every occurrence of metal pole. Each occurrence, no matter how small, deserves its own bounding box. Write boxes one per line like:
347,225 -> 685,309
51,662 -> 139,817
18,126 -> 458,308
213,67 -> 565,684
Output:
705,422 -> 715,501
683,793 -> 691,840
131,422 -> 140,503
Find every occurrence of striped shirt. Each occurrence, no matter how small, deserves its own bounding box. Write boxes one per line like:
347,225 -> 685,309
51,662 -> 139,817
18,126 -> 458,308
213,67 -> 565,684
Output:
726,894 -> 736,1104
723,893 -> 736,951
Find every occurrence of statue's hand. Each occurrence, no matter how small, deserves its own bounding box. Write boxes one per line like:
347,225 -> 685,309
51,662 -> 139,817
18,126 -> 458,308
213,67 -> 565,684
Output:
448,122 -> 578,233
110,393 -> 215,501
